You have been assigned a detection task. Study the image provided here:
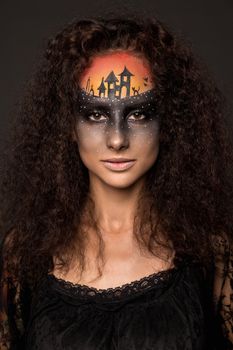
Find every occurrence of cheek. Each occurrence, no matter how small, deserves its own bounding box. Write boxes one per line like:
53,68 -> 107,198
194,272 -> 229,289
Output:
129,123 -> 160,150
75,123 -> 106,156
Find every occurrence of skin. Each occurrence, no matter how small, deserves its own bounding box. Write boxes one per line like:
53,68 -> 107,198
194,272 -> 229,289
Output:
63,52 -> 174,287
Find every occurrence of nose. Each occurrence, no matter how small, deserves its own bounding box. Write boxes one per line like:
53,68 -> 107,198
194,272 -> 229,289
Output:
106,117 -> 129,151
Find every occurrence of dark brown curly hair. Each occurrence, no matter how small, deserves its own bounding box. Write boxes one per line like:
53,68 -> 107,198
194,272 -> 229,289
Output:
1,12 -> 233,289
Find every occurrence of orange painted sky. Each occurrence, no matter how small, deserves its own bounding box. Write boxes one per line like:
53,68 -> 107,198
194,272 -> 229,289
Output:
79,52 -> 154,98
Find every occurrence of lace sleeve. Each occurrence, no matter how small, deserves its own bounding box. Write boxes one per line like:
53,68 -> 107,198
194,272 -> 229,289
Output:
212,234 -> 233,347
0,233 -> 25,349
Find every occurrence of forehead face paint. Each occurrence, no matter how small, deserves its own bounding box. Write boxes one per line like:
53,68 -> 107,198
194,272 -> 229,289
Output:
79,51 -> 154,99
76,51 -> 159,124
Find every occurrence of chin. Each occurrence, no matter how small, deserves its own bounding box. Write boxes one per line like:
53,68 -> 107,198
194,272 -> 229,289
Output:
100,174 -> 146,189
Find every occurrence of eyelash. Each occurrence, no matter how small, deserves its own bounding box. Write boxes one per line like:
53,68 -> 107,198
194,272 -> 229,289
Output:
87,111 -> 148,123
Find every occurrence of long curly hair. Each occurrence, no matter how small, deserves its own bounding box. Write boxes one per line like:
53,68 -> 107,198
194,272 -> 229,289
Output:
1,12 -> 233,289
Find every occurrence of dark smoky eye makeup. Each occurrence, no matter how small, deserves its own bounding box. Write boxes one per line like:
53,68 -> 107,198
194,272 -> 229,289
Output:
126,106 -> 159,121
126,109 -> 151,122
77,103 -> 159,123
89,112 -> 108,122
77,105 -> 109,121
83,108 -> 156,123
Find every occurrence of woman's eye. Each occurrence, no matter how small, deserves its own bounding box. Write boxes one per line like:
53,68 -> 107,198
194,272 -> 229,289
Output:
127,111 -> 147,121
87,112 -> 107,122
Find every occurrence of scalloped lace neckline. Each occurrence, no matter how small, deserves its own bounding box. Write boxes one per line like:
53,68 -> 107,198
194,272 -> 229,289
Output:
47,265 -> 179,300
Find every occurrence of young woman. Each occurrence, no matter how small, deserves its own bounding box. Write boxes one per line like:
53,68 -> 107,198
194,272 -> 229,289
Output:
0,13 -> 232,350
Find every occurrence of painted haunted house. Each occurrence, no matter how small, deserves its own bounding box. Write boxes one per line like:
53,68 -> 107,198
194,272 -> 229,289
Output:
85,66 -> 144,99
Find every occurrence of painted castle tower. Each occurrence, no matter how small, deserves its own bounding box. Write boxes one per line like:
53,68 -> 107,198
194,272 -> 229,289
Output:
85,66 -> 135,99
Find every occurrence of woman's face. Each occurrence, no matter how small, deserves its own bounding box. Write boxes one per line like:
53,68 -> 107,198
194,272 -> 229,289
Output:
73,51 -> 160,189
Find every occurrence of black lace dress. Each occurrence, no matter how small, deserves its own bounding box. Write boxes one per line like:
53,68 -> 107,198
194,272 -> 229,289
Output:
0,236 -> 232,349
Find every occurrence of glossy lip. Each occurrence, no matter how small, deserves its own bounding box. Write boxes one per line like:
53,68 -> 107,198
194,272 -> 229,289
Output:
101,160 -> 136,171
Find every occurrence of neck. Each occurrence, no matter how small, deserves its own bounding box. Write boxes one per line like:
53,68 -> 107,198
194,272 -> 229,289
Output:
87,173 -> 145,236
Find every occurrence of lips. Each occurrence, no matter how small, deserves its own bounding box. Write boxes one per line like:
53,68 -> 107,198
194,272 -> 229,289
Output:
101,159 -> 136,171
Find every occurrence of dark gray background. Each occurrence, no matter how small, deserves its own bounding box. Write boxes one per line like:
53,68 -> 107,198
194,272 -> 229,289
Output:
1,0 -> 233,148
